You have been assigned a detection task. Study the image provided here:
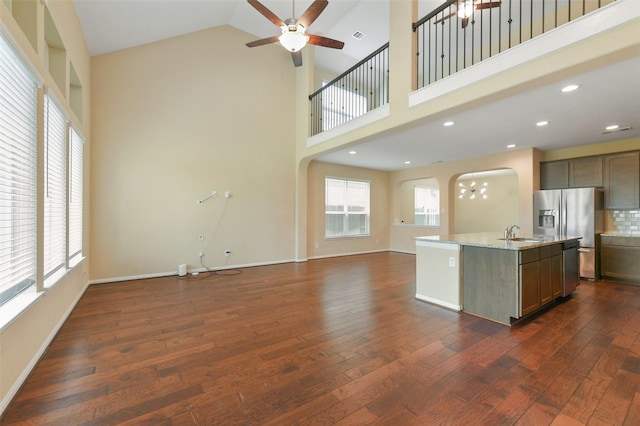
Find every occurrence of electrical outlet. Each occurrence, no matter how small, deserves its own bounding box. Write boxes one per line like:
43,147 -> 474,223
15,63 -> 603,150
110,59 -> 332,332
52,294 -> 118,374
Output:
224,250 -> 231,257
449,256 -> 456,267
199,234 -> 204,241
199,251 -> 203,257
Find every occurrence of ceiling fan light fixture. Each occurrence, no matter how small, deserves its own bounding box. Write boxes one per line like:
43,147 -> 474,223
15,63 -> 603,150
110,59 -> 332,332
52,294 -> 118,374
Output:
279,25 -> 308,52
457,1 -> 475,19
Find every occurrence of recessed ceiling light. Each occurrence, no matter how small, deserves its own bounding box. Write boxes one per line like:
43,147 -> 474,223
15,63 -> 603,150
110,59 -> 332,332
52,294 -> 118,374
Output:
443,121 -> 454,127
536,121 -> 549,127
605,125 -> 620,131
404,161 -> 411,165
561,84 -> 580,92
507,144 -> 516,148
349,150 -> 357,155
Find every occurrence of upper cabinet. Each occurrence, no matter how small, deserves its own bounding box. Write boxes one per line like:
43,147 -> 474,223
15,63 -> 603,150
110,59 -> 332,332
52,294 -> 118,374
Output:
541,156 -> 603,189
604,152 -> 640,210
541,151 -> 640,210
540,161 -> 569,189
569,156 -> 603,188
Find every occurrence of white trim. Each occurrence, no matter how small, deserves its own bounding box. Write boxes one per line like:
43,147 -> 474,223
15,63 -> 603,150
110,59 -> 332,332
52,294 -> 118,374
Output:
0,279 -> 90,415
416,293 -> 462,312
415,240 -> 461,251
306,104 -> 390,148
409,0 -> 636,107
307,249 -> 388,260
87,259 -> 299,285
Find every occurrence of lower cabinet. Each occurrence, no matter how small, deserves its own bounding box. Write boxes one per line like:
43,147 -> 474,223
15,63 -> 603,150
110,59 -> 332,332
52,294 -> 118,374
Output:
601,236 -> 640,283
520,261 -> 540,316
519,244 -> 564,317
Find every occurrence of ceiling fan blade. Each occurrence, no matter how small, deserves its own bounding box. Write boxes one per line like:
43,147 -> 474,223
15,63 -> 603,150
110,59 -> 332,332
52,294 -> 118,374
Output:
247,0 -> 285,27
298,0 -> 328,29
307,34 -> 344,49
461,17 -> 470,28
246,35 -> 280,48
476,1 -> 502,9
291,51 -> 303,67
433,12 -> 457,25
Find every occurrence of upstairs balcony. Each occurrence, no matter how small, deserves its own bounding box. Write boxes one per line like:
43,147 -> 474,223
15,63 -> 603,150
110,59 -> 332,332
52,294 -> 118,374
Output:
309,0 -> 619,138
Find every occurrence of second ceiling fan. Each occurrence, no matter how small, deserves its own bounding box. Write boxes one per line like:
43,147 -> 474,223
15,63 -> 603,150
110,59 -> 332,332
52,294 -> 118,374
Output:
435,0 -> 502,29
245,0 -> 345,67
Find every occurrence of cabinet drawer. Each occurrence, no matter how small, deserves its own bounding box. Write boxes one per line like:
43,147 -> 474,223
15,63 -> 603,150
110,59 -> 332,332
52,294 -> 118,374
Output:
519,248 -> 540,264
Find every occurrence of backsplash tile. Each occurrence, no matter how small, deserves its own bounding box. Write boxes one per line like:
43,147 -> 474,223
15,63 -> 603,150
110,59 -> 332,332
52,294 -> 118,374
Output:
606,210 -> 640,235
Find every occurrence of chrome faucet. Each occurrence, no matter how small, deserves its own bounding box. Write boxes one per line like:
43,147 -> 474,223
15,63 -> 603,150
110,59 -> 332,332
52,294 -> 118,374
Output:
504,224 -> 520,240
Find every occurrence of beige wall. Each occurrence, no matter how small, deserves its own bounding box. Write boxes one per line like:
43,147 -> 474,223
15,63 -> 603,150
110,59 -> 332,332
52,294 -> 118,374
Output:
90,26 -> 297,280
389,148 -> 540,252
454,171 -> 519,234
307,161 -> 390,258
0,0 -> 90,412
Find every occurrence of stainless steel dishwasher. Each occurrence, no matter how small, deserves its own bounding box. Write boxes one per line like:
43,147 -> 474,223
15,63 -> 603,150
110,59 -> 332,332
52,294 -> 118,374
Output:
563,240 -> 580,296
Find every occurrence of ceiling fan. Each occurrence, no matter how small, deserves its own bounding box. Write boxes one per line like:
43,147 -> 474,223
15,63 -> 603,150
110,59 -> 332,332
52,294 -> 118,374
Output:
434,0 -> 502,29
245,0 -> 345,67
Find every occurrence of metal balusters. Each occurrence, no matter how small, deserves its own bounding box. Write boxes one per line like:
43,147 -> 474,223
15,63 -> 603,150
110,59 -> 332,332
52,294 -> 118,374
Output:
308,43 -> 389,136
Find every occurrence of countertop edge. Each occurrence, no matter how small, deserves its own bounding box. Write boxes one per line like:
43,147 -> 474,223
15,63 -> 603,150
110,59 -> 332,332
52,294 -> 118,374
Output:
414,232 -> 581,250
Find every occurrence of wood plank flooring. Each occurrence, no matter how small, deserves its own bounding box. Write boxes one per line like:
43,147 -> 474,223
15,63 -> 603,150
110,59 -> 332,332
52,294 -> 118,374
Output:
3,252 -> 640,425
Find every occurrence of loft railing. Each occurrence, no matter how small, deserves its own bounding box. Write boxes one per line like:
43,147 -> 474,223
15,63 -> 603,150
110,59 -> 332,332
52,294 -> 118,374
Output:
309,43 -> 389,136
413,0 -> 615,89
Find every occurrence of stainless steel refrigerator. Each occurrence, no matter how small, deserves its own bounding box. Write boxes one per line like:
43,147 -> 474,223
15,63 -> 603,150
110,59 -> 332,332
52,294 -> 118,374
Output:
533,188 -> 604,280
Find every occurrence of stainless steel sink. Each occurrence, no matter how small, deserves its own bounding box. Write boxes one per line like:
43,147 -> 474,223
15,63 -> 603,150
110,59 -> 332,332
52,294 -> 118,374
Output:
498,237 -> 543,242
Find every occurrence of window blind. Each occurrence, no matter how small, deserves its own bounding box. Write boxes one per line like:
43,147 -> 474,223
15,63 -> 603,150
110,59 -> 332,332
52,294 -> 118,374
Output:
68,127 -> 83,260
43,95 -> 67,280
0,35 -> 38,305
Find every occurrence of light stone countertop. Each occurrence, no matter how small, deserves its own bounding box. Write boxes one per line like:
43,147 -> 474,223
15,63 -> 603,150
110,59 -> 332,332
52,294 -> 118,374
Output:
600,232 -> 640,238
414,232 -> 581,251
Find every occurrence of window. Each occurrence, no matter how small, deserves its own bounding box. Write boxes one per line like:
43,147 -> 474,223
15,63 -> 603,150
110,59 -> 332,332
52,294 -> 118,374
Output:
415,186 -> 440,226
321,82 -> 367,131
68,127 -> 83,262
44,95 -> 67,282
325,178 -> 370,237
0,35 -> 39,306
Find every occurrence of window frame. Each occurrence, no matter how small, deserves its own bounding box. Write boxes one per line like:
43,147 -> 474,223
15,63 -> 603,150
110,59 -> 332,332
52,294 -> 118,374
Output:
324,177 -> 371,239
414,185 -> 440,226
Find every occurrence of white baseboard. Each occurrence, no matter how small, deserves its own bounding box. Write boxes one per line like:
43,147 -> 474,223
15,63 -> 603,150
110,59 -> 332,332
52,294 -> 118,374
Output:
307,249 -> 389,260
0,279 -> 90,415
88,258 -> 298,285
415,293 -> 462,312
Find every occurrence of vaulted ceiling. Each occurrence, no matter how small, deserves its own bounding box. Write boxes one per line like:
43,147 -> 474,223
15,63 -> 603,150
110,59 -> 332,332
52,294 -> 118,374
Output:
73,0 -> 640,171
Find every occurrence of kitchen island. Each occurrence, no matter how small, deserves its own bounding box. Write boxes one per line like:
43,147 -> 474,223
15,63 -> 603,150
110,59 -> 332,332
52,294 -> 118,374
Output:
415,232 -> 581,325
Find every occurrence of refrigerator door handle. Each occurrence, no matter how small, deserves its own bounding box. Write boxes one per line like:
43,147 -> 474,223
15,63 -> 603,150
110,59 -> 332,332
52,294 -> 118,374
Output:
578,248 -> 591,253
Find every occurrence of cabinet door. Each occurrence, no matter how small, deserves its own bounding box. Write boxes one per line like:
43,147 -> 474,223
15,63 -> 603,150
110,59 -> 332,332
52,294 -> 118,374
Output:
539,257 -> 553,305
570,157 -> 603,188
604,152 -> 640,209
520,262 -> 540,316
541,161 -> 569,189
551,254 -> 563,298
601,244 -> 640,282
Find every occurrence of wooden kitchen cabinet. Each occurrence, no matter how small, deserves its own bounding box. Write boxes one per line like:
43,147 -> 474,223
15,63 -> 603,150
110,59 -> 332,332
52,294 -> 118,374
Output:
604,152 -> 640,209
551,254 -> 563,298
540,161 -> 569,189
569,156 -> 603,188
601,236 -> 640,283
521,261 -> 540,316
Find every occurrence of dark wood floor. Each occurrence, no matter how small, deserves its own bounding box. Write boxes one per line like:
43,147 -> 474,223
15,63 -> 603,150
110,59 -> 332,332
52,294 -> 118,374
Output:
3,252 -> 640,425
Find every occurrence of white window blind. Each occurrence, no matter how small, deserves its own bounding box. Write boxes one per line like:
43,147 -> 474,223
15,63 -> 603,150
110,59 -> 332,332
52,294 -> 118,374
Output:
325,178 -> 370,237
68,127 -> 83,260
0,35 -> 38,306
44,95 -> 67,280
